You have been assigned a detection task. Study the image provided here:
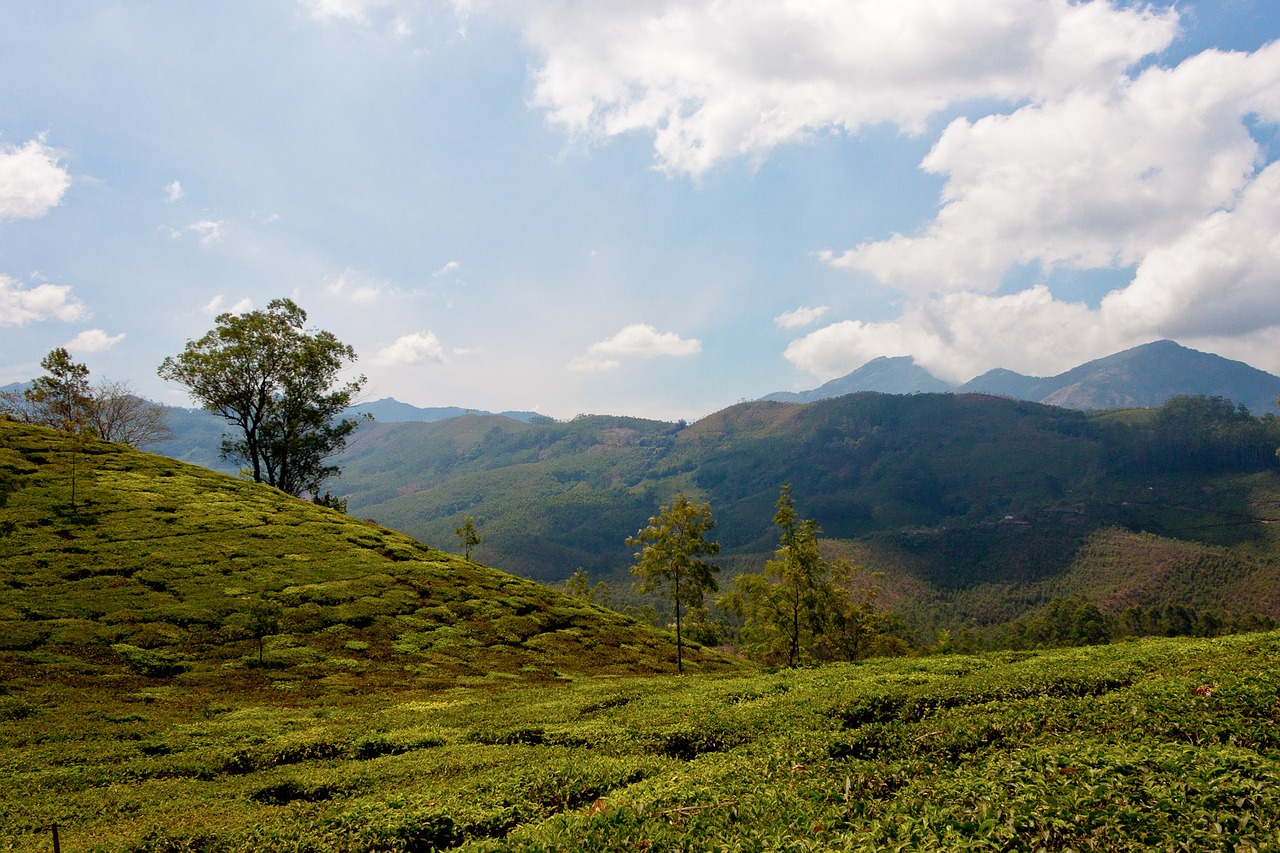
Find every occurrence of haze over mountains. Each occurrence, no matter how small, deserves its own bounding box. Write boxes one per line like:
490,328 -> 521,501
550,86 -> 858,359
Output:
762,340 -> 1280,416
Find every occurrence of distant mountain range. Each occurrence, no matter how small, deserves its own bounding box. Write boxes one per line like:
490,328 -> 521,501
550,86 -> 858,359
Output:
349,398 -> 543,424
763,340 -> 1280,415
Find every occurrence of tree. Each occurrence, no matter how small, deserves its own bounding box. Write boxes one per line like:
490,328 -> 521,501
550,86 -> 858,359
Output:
245,599 -> 283,665
5,348 -> 93,432
720,485 -> 884,666
157,298 -> 367,497
626,493 -> 720,674
455,516 -> 480,560
1,351 -> 172,449
85,379 -> 174,447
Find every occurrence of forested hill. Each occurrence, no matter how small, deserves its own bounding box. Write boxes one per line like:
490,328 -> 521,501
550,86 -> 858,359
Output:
339,393 -> 1280,630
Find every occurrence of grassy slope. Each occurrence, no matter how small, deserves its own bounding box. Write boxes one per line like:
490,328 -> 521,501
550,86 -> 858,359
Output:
0,420 -> 737,693
1,632 -> 1278,851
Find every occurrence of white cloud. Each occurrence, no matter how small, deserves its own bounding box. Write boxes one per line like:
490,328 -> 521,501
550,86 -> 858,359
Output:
373,331 -> 446,365
569,323 -> 701,372
523,0 -> 1177,175
775,306 -> 828,330
1100,159 -> 1280,341
298,0 -> 427,34
831,43 -> 1280,295
0,135 -> 72,221
787,161 -> 1280,383
164,180 -> 184,202
326,270 -> 384,302
433,260 -> 460,277
189,220 -> 223,245
784,286 -> 1114,382
66,328 -> 126,353
0,275 -> 87,326
203,295 -> 252,315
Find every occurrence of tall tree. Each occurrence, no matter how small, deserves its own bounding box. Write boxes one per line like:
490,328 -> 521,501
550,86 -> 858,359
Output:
721,485 -> 883,666
627,493 -> 720,674
157,299 -> 367,497
21,348 -> 91,432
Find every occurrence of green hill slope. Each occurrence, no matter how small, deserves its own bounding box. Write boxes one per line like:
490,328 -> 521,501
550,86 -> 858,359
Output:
2,629 -> 1278,851
0,420 -> 737,691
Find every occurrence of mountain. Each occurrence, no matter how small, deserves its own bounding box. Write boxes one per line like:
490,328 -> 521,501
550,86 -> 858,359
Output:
960,340 -> 1280,414
761,356 -> 955,402
335,393 -> 1280,640
767,340 -> 1280,415
350,397 -> 543,424
0,419 -> 736,683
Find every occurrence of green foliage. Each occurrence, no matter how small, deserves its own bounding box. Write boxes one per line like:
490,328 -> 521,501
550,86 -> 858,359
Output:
157,298 -> 368,497
723,485 -> 888,666
456,515 -> 481,561
627,494 -> 720,674
337,393 -> 1280,640
3,632 -> 1280,851
0,419 -> 741,696
1,350 -> 171,449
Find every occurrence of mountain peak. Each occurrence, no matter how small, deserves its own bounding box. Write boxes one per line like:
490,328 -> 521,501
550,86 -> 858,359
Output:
761,355 -> 954,404
770,340 -> 1280,415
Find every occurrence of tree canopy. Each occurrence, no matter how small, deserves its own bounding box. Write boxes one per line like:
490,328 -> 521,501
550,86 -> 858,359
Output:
157,298 -> 367,497
627,493 -> 720,674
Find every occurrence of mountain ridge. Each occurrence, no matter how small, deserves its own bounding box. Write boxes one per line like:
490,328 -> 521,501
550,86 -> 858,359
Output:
765,340 -> 1280,415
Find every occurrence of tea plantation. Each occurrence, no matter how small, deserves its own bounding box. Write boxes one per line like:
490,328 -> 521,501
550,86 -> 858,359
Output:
2,634 -> 1279,851
2,421 -> 1280,850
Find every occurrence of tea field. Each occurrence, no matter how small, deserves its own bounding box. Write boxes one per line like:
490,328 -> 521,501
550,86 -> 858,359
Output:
3,632 -> 1279,851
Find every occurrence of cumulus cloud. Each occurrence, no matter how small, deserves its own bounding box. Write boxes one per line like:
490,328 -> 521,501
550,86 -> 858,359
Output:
373,331 -> 447,366
775,306 -> 828,330
523,0 -> 1177,175
0,135 -> 72,221
831,43 -> 1280,295
164,180 -> 184,202
433,260 -> 460,277
785,287 -> 1113,382
66,329 -> 126,353
569,323 -> 701,372
0,275 -> 87,326
788,161 -> 1280,383
297,0 -> 437,34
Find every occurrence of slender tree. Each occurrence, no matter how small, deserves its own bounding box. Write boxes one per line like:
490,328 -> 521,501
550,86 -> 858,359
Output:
627,493 -> 720,674
721,485 -> 883,666
455,516 -> 481,560
157,299 -> 367,497
18,348 -> 92,432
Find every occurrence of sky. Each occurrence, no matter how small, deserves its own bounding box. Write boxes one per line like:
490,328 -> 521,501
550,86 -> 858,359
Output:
3,1 -> 1280,422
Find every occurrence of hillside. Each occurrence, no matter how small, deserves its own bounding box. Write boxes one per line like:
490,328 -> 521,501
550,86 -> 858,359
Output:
2,630 -> 1278,850
0,420 -> 737,690
337,393 -> 1280,639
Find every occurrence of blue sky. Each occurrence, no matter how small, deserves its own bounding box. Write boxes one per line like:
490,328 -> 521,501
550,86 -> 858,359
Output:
3,1 -> 1280,421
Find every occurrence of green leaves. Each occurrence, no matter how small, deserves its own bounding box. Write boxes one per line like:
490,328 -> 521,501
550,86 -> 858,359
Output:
157,298 -> 367,497
627,493 -> 720,674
